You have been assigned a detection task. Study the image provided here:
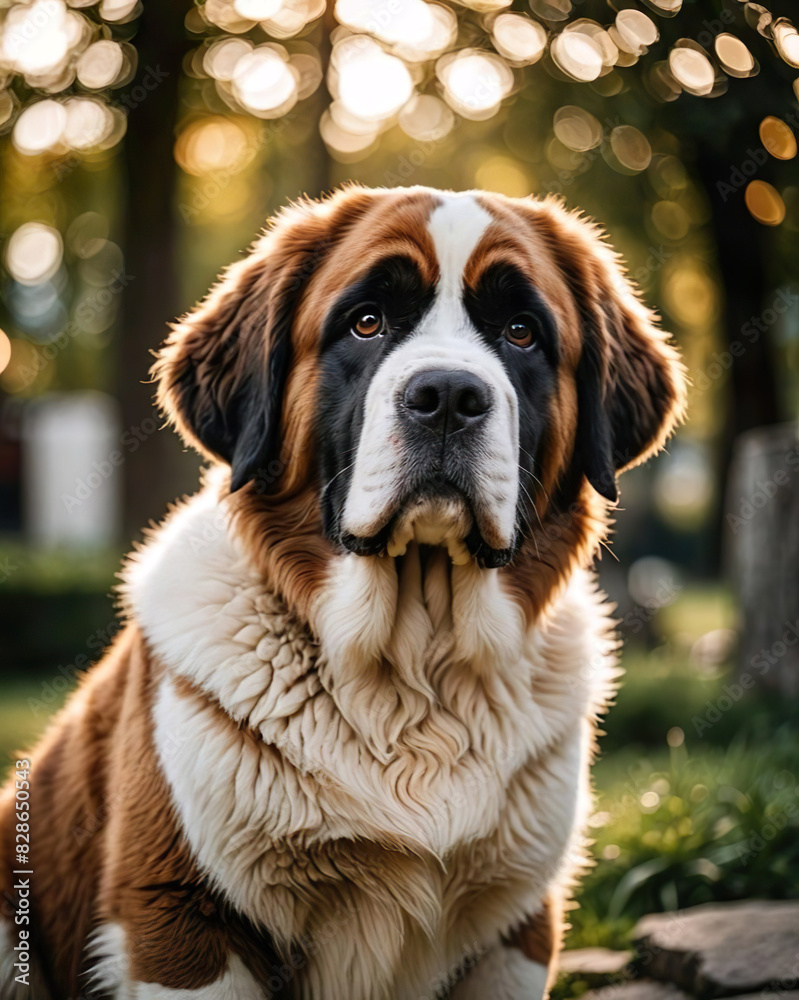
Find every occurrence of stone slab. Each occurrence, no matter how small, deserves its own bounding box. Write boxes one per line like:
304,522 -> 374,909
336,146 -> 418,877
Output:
632,900 -> 799,998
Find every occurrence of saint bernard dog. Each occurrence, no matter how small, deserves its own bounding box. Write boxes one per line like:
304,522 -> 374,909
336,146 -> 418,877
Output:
0,186 -> 685,1000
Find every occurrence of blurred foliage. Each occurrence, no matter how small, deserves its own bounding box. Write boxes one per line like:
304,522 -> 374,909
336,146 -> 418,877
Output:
566,592 -> 799,951
573,723 -> 799,949
0,539 -> 120,591
551,572 -> 799,973
0,676 -> 71,763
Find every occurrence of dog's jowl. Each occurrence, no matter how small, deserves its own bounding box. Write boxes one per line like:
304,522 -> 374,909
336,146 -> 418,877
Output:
0,187 -> 685,1000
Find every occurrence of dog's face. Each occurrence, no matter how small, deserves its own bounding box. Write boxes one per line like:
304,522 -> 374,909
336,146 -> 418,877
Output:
155,186 -> 684,577
316,196 -> 559,568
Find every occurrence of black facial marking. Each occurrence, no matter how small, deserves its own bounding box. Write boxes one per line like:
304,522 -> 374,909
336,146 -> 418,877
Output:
319,256 -> 435,350
463,261 -> 559,548
316,256 -> 559,566
317,255 -> 435,540
463,262 -> 560,367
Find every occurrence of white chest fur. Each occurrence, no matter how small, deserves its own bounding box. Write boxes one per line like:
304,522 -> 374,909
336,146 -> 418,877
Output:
123,490 -> 617,999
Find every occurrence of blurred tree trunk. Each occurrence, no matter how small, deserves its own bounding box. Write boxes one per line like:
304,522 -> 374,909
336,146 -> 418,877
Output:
727,423 -> 799,698
117,0 -> 197,539
697,147 -> 796,697
695,146 -> 784,565
697,145 -> 783,439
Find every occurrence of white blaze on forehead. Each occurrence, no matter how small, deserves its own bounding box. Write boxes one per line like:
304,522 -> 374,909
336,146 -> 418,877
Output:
427,193 -> 493,297
341,190 -> 519,551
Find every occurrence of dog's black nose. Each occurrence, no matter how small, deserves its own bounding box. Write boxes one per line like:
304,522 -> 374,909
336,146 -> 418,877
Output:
403,369 -> 492,435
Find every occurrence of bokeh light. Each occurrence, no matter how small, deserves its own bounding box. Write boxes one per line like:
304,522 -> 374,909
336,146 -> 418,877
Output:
773,18 -> 799,68
667,727 -> 685,748
529,0 -> 570,21
668,44 -> 715,96
437,48 -> 513,119
0,0 -> 77,82
491,14 -> 547,66
232,46 -> 298,118
6,223 -> 63,285
398,94 -> 453,141
333,36 -> 413,122
260,0 -> 326,40
76,40 -> 125,89
0,329 -> 11,376
202,0 -> 256,32
654,444 -> 715,527
663,260 -> 719,328
0,0 -> 792,168
645,0 -> 682,12
615,9 -> 659,56
609,125 -> 652,173
99,0 -> 140,24
320,108 -> 379,160
714,33 -> 756,78
204,37 -> 253,81
651,200 -> 690,241
175,116 -> 256,175
553,105 -> 603,152
12,100 -> 68,155
336,0 -> 435,49
551,27 -> 604,82
759,116 -> 797,160
233,0 -> 283,18
745,179 -> 786,226
64,97 -> 115,149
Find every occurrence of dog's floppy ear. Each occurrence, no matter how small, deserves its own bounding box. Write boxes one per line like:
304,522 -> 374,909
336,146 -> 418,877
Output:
153,194 -> 367,492
568,218 -> 686,504
153,243 -> 295,492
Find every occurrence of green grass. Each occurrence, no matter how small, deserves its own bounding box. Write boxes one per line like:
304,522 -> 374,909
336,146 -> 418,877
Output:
571,724 -> 799,949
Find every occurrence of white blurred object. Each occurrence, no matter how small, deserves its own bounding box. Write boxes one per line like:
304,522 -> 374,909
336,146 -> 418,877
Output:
22,392 -> 122,548
654,440 -> 715,528
690,628 -> 737,671
628,555 -> 682,609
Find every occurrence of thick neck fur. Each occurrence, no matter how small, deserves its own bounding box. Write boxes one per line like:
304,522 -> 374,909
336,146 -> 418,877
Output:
313,545 -> 532,766
120,479 -> 617,997
122,479 -> 616,838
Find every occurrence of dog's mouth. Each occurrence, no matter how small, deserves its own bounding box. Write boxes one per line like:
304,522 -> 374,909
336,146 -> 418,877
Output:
339,481 -> 516,568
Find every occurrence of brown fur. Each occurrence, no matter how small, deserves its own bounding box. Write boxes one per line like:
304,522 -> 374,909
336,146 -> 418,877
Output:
1,629 -> 130,992
1,627 -> 281,995
505,893 -> 564,986
0,186 -> 684,996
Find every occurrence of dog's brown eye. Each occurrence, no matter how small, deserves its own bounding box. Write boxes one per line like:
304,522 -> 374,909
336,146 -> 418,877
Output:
504,318 -> 537,348
352,311 -> 383,338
